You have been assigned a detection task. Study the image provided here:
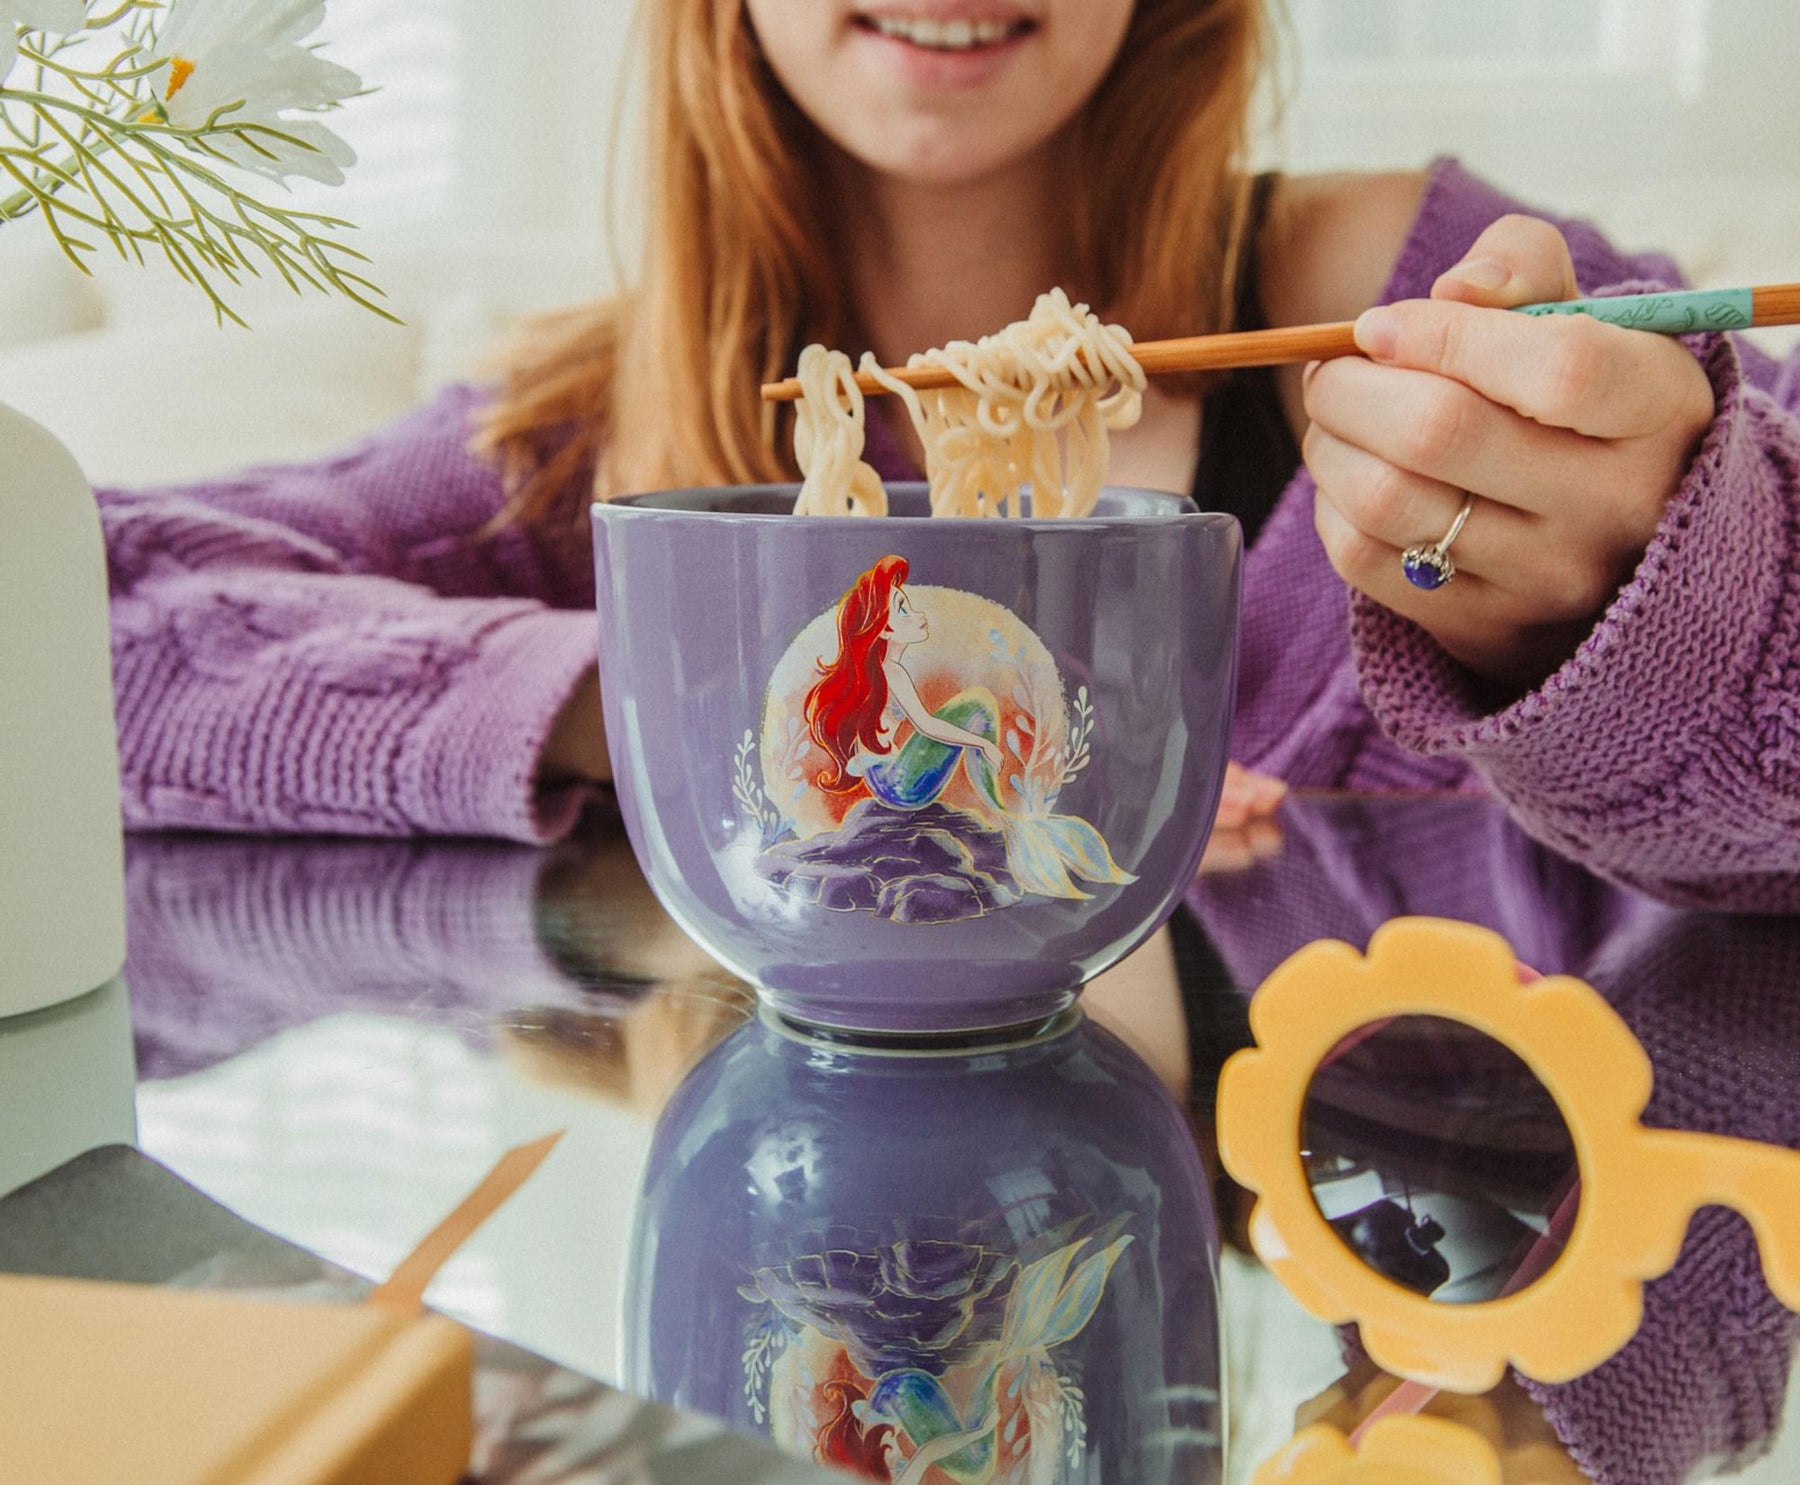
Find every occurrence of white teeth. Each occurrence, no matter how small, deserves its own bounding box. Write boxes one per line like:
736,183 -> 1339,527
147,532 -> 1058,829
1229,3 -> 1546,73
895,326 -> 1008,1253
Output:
870,15 -> 1019,50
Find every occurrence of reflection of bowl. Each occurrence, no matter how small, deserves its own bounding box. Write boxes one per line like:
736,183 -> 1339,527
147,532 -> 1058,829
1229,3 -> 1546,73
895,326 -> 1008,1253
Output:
622,1010 -> 1223,1483
592,484 -> 1239,1034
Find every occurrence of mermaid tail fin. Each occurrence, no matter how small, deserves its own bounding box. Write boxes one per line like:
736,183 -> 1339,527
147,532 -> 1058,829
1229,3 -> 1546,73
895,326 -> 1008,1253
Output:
996,810 -> 1137,901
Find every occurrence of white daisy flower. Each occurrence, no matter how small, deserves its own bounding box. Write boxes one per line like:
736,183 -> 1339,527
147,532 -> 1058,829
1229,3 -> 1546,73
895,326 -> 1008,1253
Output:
152,0 -> 362,185
1,0 -> 86,85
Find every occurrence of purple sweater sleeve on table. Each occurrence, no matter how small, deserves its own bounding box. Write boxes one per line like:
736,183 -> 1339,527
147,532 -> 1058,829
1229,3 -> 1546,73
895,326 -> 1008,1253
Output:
1351,169 -> 1800,907
101,385 -> 602,843
123,832 -> 564,1079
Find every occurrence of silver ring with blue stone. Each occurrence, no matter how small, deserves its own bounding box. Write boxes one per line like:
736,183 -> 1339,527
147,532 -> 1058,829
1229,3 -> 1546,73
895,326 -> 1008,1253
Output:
1401,493 -> 1475,592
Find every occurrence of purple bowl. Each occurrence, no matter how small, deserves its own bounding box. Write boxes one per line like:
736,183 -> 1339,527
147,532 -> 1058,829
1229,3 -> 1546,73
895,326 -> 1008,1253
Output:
591,483 -> 1239,1034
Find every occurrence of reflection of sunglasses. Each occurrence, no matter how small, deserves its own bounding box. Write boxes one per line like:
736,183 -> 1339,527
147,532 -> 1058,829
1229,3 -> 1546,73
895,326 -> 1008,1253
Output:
1217,917 -> 1800,1391
1251,1413 -> 1565,1485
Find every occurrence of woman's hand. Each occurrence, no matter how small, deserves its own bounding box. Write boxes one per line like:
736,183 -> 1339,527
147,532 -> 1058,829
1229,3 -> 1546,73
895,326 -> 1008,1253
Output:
1199,762 -> 1286,874
1301,213 -> 1717,690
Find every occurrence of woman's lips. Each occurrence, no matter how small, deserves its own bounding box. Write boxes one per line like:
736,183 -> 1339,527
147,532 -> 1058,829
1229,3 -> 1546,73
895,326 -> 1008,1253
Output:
851,10 -> 1037,90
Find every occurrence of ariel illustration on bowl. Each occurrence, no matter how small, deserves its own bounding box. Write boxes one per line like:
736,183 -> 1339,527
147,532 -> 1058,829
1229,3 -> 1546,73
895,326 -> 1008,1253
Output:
740,1224 -> 1134,1485
810,554 -> 1006,798
735,555 -> 1135,924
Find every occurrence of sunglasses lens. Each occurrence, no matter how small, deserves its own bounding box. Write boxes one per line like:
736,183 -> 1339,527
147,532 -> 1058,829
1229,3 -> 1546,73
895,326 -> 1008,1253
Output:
1300,1015 -> 1579,1305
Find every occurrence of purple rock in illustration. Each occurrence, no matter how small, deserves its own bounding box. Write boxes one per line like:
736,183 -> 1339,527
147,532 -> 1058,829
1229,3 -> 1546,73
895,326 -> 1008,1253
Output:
744,1234 -> 1018,1378
755,801 -> 1021,923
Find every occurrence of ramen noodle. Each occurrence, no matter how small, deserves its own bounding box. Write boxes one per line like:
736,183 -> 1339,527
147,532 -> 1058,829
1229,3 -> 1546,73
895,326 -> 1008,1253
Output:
792,343 -> 890,519
790,288 -> 1145,519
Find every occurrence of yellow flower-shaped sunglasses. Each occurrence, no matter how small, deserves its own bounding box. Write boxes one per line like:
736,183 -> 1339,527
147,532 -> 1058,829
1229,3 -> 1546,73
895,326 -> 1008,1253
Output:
1218,917 -> 1800,1392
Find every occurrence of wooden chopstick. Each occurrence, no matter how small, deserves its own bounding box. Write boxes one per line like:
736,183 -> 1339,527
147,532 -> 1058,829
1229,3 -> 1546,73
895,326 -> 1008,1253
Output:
760,282 -> 1800,403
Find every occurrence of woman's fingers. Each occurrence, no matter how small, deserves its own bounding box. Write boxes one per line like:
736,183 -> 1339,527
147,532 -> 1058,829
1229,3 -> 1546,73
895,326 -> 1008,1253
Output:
1198,817 -> 1284,875
1430,213 -> 1580,309
1302,423 -> 1544,582
1354,297 -> 1706,441
1358,212 -> 1712,444
1310,494 -> 1502,629
1230,760 -> 1288,802
1396,209 -> 1694,441
1303,420 -> 1468,539
1305,428 -> 1617,622
1304,356 -> 1600,517
1301,213 -> 1718,689
1312,497 -> 1607,686
1241,768 -> 1288,814
1215,761 -> 1286,827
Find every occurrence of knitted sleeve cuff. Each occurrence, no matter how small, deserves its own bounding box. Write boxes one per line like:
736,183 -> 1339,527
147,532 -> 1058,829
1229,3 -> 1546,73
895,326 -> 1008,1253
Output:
1349,293 -> 1800,905
1519,1208 -> 1794,1485
393,606 -> 600,843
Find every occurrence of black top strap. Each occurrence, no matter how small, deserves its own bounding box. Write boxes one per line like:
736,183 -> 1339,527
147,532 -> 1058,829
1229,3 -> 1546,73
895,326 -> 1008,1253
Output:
1190,172 -> 1302,547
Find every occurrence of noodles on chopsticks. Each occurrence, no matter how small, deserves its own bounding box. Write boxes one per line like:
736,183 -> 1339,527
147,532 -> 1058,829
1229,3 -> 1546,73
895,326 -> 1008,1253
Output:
792,343 -> 890,518
790,289 -> 1145,519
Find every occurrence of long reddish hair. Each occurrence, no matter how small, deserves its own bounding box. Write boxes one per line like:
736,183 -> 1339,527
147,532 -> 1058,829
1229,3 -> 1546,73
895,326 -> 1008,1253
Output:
805,556 -> 909,793
814,1379 -> 893,1480
475,0 -> 1270,529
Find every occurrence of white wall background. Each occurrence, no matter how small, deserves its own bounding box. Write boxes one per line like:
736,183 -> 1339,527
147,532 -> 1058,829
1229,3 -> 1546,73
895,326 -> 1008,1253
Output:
1268,0 -> 1800,316
2,0 -> 1798,484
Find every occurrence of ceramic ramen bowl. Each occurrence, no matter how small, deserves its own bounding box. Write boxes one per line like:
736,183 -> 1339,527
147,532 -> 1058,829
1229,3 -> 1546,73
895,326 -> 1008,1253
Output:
591,483 -> 1240,1035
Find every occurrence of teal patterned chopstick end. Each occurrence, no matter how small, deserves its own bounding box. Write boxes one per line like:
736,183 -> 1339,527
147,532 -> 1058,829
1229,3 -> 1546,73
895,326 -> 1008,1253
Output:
1514,286 -> 1753,334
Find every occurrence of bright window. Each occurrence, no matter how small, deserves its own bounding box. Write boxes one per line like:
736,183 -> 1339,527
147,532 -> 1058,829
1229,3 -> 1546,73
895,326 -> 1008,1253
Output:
1286,0 -> 1710,95
280,0 -> 462,226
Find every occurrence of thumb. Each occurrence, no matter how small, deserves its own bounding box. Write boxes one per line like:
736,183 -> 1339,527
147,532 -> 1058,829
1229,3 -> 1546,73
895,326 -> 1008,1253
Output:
1431,212 -> 1579,309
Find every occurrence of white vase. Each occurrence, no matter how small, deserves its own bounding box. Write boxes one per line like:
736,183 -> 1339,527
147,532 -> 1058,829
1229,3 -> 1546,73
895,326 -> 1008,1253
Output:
0,977 -> 136,1197
0,400 -> 127,1019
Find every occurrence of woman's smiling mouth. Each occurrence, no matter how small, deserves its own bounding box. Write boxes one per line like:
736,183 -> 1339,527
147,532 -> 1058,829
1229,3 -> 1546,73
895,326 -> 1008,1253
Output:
849,7 -> 1040,87
854,12 -> 1036,52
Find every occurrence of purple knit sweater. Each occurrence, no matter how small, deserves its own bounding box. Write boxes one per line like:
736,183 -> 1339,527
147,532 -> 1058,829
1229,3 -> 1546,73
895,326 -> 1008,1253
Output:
100,159 -> 1800,907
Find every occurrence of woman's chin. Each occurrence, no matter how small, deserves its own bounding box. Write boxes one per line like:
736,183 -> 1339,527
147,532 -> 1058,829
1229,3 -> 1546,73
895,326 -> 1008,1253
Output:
824,103 -> 1061,189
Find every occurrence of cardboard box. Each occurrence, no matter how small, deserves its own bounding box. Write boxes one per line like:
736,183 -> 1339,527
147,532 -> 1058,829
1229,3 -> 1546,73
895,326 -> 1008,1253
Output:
0,1273 -> 473,1485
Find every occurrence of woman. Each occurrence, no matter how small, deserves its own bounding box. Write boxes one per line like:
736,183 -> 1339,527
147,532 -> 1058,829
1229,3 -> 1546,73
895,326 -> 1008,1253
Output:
101,0 -> 1799,912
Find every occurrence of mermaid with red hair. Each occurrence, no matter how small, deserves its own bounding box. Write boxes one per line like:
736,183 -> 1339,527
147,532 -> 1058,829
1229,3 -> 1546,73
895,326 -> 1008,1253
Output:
802,557 -> 1132,901
803,555 -> 1002,802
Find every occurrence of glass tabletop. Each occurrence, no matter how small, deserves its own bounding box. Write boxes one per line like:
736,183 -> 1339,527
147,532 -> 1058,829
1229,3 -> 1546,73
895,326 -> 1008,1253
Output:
28,792 -> 1800,1483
